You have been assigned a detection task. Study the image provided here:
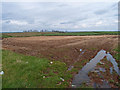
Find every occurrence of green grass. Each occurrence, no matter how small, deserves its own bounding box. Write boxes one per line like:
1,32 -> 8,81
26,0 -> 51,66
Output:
41,31 -> 119,36
108,79 -> 115,83
2,31 -> 119,38
1,35 -> 13,38
113,47 -> 120,62
2,50 -> 72,88
78,82 -> 93,88
112,47 -> 120,87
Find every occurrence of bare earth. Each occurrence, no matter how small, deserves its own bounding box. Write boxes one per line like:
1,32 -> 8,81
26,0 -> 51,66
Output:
2,35 -> 119,88
2,35 -> 118,66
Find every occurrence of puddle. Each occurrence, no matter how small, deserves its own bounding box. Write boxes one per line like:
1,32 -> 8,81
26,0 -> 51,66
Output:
72,49 -> 120,88
92,67 -> 106,73
94,80 -> 110,88
81,50 -> 106,73
99,68 -> 106,72
72,70 -> 90,88
96,71 -> 110,88
72,50 -> 106,87
101,80 -> 110,88
106,53 -> 120,76
110,67 -> 113,74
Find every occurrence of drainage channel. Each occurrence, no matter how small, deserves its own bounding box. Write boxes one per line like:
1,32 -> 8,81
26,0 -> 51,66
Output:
71,49 -> 120,88
68,49 -> 85,71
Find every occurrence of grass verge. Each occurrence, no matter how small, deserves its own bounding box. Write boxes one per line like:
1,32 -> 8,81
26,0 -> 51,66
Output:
2,50 -> 72,88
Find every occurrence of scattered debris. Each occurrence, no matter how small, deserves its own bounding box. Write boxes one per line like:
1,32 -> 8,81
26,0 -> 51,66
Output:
67,66 -> 74,71
80,49 -> 82,51
26,62 -> 28,64
81,50 -> 85,54
71,84 -> 76,87
0,71 -> 4,75
43,76 -> 45,78
60,77 -> 64,82
99,61 -> 105,65
94,70 -> 99,73
50,62 -> 53,64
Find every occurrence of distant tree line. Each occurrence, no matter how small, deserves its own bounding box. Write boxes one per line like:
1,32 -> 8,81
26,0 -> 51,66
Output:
23,29 -> 67,33
51,30 -> 66,33
23,30 -> 39,32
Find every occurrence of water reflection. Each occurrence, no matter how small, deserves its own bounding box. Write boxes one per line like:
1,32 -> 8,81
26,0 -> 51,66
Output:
106,53 -> 120,76
72,49 -> 120,88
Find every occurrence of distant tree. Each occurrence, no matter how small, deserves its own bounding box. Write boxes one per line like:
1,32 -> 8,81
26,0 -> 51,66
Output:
52,30 -> 55,32
33,30 -> 39,32
26,30 -> 32,32
41,30 -> 44,32
45,30 -> 48,32
23,30 -> 27,32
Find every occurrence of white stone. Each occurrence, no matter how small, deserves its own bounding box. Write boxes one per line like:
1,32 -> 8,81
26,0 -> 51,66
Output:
60,77 -> 64,81
50,62 -> 53,64
0,71 -> 4,75
43,76 -> 45,78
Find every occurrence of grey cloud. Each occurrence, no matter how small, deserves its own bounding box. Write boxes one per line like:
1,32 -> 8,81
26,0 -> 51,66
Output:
4,20 -> 10,24
60,17 -> 87,25
2,2 -> 118,32
111,3 -> 118,10
94,10 -> 108,15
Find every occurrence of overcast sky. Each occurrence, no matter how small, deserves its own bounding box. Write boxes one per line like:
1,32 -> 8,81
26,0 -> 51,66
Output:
2,2 -> 118,32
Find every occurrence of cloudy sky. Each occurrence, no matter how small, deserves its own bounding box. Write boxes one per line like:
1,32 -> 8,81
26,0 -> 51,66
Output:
2,1 -> 118,32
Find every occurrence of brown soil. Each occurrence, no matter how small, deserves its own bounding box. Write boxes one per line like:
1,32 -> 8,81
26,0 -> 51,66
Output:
2,35 -> 119,88
2,35 -> 118,66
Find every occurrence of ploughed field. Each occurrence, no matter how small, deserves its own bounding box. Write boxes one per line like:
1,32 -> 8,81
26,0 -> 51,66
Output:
2,35 -> 120,88
2,35 -> 118,66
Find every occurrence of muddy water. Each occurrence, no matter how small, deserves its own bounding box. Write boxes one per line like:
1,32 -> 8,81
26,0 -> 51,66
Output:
81,50 -> 106,73
72,49 -> 120,88
110,67 -> 113,74
99,67 -> 106,72
72,50 -> 106,87
106,53 -> 120,76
